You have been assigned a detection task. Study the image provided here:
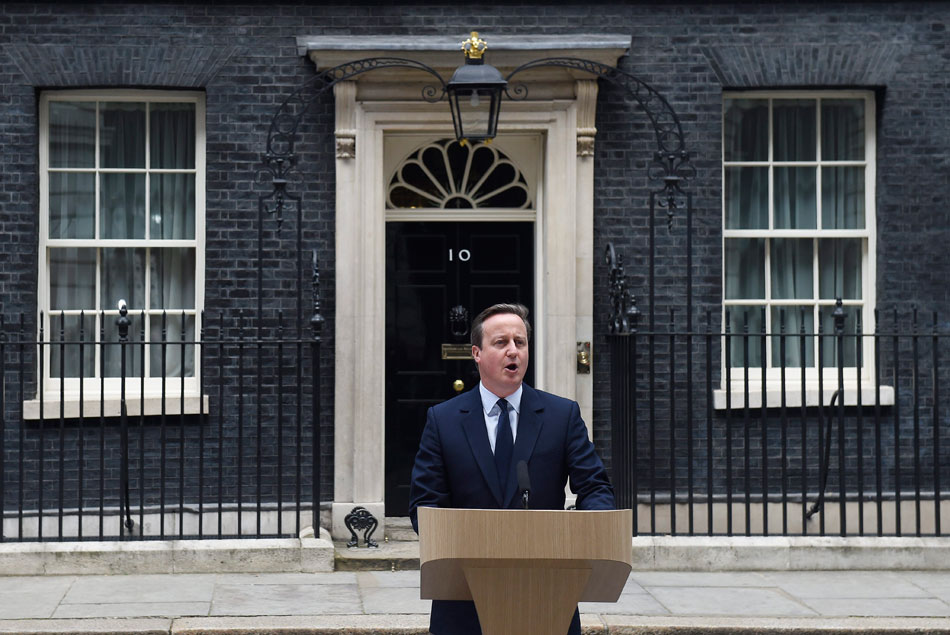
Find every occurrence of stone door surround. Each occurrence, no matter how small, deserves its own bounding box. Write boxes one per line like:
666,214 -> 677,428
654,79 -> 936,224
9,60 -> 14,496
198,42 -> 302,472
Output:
296,33 -> 630,539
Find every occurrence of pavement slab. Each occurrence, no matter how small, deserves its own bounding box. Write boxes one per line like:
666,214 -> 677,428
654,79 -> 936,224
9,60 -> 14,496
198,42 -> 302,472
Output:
760,570 -> 933,599
355,570 -> 422,589
899,571 -> 950,603
360,586 -> 431,615
210,582 -> 362,616
580,591 -> 671,616
4,569 -> 950,633
630,571 -> 771,588
212,572 -> 357,586
646,585 -> 817,617
52,602 -> 210,619
0,575 -> 76,619
61,574 -> 217,605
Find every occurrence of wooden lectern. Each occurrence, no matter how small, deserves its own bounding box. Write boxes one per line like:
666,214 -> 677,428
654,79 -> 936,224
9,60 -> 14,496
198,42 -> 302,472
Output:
418,507 -> 632,635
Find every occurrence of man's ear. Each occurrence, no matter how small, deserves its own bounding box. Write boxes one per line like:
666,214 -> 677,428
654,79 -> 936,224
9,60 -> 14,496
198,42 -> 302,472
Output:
472,345 -> 481,364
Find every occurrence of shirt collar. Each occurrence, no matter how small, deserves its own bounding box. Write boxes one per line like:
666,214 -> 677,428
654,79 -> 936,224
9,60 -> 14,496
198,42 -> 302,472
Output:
479,381 -> 522,415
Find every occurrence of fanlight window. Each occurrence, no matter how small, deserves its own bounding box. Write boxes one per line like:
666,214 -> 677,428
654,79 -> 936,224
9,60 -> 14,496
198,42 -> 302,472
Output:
387,139 -> 532,209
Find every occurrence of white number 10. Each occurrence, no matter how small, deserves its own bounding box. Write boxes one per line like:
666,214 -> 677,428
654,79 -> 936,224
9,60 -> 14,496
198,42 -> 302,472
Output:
448,249 -> 471,262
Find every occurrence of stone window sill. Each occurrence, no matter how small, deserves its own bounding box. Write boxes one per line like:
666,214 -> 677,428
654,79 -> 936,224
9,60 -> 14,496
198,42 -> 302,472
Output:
713,384 -> 895,410
23,394 -> 210,420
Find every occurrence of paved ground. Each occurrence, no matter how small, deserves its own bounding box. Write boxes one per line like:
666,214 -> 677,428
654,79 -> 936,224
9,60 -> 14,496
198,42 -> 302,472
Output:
3,569 -> 950,633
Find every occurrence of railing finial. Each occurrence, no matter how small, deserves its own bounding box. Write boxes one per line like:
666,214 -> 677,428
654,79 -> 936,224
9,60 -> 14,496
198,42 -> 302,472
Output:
605,243 -> 639,335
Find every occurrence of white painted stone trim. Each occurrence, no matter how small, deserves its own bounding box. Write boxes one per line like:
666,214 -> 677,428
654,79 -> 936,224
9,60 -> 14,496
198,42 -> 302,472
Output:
632,535 -> 950,571
0,529 -> 334,575
23,394 -> 209,420
712,383 -> 895,409
307,37 -> 628,539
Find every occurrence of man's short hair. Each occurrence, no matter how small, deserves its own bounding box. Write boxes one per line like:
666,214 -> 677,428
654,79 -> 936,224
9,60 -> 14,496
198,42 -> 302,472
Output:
470,303 -> 532,347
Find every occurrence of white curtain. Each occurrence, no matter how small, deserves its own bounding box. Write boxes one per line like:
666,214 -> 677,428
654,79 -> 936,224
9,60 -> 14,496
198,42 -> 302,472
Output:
49,101 -> 195,378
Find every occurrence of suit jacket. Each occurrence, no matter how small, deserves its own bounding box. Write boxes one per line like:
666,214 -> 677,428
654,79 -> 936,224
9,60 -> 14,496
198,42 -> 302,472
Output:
408,383 -> 615,635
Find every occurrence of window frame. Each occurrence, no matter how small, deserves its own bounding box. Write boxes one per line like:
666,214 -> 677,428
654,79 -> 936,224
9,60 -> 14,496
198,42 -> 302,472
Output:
36,89 -> 206,408
719,89 -> 881,406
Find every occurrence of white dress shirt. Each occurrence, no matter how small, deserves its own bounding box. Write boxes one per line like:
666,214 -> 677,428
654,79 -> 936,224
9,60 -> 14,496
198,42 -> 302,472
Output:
479,381 -> 522,453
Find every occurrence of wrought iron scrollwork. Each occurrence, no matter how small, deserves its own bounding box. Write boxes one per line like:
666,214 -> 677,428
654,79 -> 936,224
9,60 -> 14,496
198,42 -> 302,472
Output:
649,149 -> 696,229
344,506 -> 379,548
605,243 -> 640,335
263,53 -> 693,228
260,57 -> 448,227
505,57 -> 694,225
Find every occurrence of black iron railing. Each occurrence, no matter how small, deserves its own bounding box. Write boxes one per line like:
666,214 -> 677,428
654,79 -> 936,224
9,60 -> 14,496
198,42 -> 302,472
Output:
0,307 -> 323,542
608,305 -> 950,537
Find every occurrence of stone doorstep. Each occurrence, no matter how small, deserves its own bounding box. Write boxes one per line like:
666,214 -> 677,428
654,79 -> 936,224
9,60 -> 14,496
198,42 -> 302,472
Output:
334,539 -> 420,572
384,516 -> 418,542
0,529 -> 335,576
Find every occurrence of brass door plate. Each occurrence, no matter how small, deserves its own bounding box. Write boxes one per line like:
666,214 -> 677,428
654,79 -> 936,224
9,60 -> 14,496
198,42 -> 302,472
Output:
441,343 -> 473,360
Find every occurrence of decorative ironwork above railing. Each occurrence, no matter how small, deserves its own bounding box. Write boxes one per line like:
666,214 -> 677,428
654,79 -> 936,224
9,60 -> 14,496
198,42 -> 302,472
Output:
259,57 -> 447,227
505,57 -> 695,217
260,54 -> 695,229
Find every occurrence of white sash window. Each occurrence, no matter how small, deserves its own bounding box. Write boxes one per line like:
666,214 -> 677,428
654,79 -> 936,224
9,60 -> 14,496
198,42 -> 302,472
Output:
36,90 -> 205,413
720,91 -> 885,408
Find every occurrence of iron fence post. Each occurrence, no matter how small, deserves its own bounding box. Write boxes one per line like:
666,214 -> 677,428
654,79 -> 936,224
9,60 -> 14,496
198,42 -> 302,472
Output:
116,300 -> 134,537
311,249 -> 324,534
833,298 -> 847,536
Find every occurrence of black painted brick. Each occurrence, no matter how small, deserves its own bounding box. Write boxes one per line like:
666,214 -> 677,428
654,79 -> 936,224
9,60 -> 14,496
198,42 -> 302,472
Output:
0,1 -> 948,521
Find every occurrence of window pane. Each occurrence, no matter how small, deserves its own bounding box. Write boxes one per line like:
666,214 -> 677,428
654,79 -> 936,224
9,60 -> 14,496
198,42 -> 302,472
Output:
49,172 -> 95,239
819,238 -> 862,299
774,167 -> 817,229
150,248 -> 196,310
49,102 -> 95,168
50,313 -> 96,379
820,305 -> 859,367
101,248 -> 146,310
822,166 -> 865,229
773,99 -> 816,161
770,307 -> 815,368
724,99 -> 768,162
725,238 -> 765,299
726,306 -> 765,368
150,103 -> 196,169
725,167 -> 768,229
821,99 -> 864,161
100,102 -> 145,169
150,174 -> 195,239
149,313 -> 195,377
102,315 -> 143,378
100,173 -> 146,239
771,239 -> 813,299
50,248 -> 96,310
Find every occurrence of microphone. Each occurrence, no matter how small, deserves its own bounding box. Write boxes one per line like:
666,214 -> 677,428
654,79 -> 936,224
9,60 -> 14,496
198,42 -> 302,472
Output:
516,460 -> 531,510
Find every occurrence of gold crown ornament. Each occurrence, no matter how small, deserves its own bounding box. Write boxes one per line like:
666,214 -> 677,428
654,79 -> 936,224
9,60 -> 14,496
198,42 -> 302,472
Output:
460,31 -> 487,60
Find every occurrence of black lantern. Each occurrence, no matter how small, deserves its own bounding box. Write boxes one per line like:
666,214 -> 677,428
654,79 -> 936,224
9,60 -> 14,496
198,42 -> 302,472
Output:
446,32 -> 507,143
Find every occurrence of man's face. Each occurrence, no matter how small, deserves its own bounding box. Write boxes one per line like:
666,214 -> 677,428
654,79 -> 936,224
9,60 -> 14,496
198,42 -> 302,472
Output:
472,312 -> 529,398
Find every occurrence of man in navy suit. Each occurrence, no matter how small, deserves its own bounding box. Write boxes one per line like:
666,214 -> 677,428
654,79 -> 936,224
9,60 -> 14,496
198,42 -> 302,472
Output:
409,303 -> 615,635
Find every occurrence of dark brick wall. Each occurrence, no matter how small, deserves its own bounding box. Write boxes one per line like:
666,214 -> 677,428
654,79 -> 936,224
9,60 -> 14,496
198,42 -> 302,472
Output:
0,2 -> 949,522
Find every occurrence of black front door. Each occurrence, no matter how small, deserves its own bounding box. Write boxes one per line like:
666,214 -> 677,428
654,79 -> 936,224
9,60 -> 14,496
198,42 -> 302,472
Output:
384,221 -> 534,516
